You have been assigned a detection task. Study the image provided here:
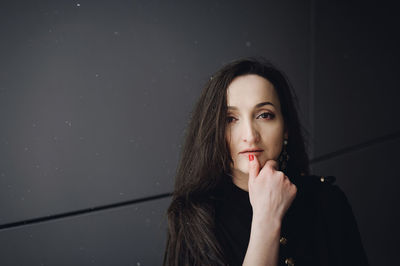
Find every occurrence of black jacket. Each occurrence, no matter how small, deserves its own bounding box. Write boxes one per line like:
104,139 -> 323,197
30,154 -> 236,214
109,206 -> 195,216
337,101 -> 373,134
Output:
213,173 -> 369,266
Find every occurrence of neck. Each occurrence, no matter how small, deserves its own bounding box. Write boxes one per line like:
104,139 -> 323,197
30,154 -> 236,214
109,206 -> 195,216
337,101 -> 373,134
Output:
231,169 -> 249,192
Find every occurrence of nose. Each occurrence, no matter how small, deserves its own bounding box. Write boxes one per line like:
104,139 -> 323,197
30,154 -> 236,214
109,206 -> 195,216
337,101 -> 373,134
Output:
242,119 -> 260,144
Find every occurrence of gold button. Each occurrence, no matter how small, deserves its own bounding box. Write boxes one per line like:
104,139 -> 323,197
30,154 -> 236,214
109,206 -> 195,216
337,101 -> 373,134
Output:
320,176 -> 325,182
279,236 -> 288,245
285,257 -> 295,266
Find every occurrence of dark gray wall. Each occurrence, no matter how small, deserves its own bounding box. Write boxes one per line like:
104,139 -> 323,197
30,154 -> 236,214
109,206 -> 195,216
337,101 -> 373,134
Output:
0,0 -> 397,265
312,1 -> 400,265
0,1 -> 311,265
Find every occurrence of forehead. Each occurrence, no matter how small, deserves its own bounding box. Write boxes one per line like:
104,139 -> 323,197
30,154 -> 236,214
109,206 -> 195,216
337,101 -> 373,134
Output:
226,74 -> 281,111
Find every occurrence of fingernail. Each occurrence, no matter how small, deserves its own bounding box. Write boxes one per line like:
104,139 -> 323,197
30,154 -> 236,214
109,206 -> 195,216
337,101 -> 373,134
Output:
249,154 -> 254,161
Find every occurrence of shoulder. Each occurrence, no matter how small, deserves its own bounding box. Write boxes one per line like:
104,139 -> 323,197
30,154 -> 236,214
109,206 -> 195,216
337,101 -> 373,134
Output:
294,173 -> 363,235
293,173 -> 349,210
291,174 -> 357,238
296,172 -> 368,265
293,173 -> 338,195
294,173 -> 337,187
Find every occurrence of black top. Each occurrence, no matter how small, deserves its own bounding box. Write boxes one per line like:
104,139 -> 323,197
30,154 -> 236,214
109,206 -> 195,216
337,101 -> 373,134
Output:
213,173 -> 369,266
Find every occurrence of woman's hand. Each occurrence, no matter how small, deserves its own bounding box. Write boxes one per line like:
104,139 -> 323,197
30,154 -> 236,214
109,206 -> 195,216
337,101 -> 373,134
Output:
248,155 -> 297,224
242,155 -> 296,265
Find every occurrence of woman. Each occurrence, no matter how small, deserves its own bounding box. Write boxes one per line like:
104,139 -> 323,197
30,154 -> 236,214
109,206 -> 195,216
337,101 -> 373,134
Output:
163,57 -> 369,265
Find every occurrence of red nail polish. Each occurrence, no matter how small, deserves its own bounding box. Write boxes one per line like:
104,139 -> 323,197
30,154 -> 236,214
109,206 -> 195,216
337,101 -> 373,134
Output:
249,154 -> 254,161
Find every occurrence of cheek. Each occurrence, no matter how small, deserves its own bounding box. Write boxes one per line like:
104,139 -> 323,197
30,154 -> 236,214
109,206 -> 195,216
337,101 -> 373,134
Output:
260,126 -> 284,157
273,141 -> 282,158
269,135 -> 284,159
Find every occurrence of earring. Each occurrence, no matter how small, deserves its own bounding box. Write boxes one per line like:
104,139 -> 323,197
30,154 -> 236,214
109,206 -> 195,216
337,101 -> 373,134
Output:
279,139 -> 289,172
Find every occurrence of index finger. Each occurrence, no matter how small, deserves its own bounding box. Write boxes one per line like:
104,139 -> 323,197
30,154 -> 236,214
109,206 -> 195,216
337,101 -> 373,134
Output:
248,154 -> 260,181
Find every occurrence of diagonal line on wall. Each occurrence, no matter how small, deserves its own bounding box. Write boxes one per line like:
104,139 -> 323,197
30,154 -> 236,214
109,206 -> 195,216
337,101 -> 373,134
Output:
310,130 -> 400,164
0,192 -> 172,231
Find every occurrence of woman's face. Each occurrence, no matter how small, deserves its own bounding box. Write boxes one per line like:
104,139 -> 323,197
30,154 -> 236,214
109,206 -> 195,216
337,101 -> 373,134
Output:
225,74 -> 288,176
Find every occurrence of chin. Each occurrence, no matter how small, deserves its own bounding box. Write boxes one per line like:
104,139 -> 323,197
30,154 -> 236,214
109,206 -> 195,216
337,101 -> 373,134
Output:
239,168 -> 249,175
237,163 -> 250,175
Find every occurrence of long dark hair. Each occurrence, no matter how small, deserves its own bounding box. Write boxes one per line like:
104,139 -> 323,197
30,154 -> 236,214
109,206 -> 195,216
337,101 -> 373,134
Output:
163,57 -> 310,265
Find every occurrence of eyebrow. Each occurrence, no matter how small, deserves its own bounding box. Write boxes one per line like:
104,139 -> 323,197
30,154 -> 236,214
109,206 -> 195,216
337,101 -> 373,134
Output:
227,101 -> 275,110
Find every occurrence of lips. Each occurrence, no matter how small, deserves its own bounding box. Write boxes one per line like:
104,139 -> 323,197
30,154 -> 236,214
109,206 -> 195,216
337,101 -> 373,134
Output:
239,149 -> 264,154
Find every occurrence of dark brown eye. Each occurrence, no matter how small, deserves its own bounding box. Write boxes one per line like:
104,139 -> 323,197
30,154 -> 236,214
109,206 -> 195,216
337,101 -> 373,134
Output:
226,116 -> 236,123
258,112 -> 275,120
